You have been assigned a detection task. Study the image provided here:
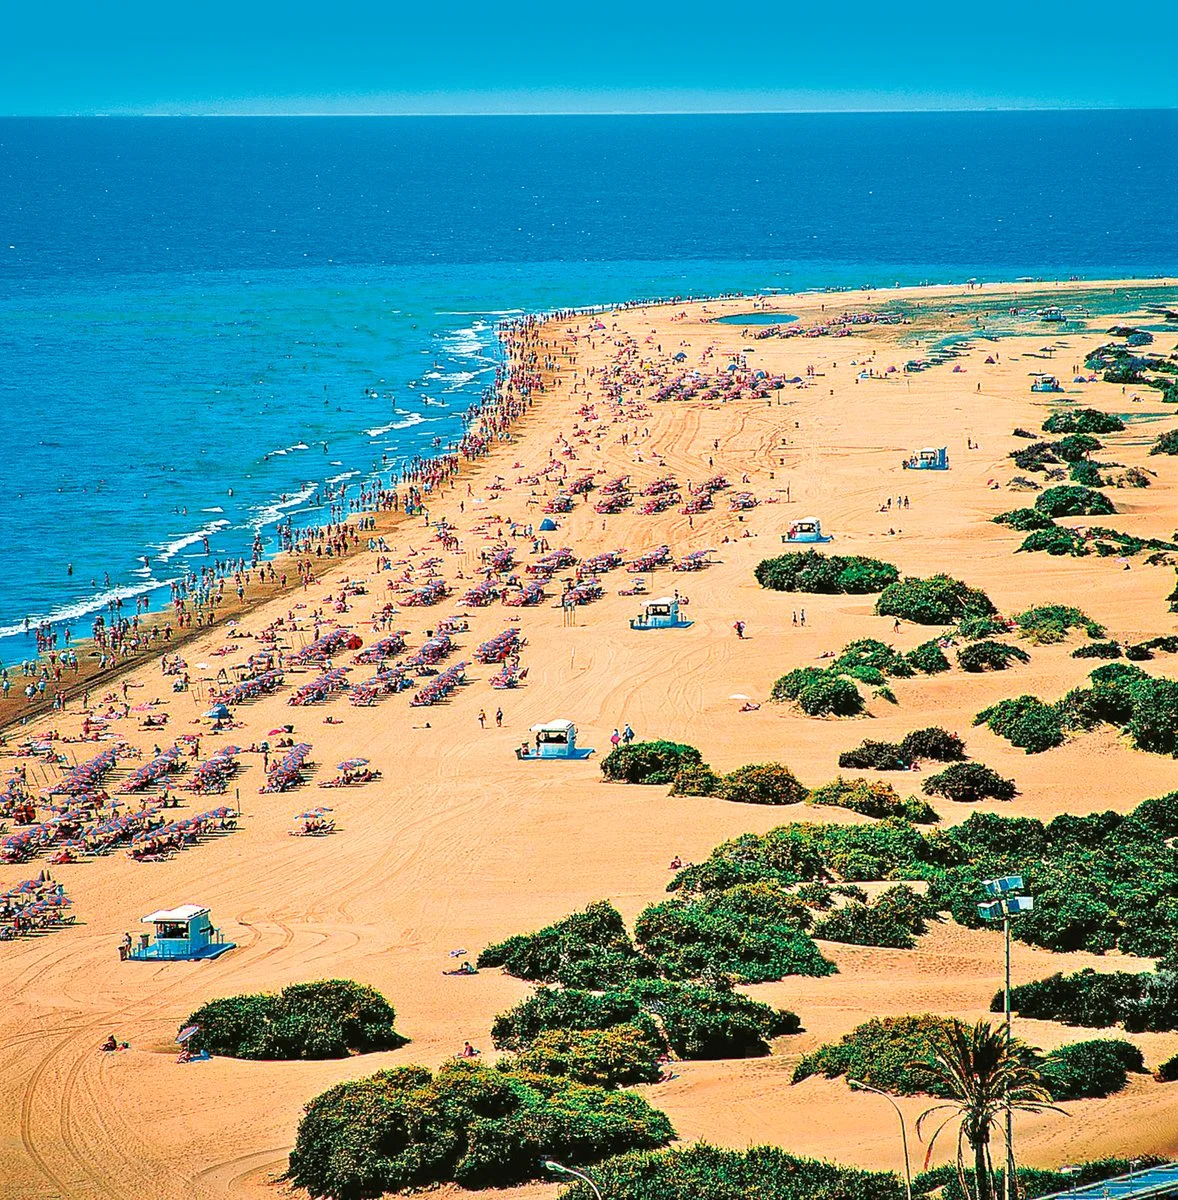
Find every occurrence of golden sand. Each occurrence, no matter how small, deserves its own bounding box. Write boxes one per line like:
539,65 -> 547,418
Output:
2,279 -> 1177,1200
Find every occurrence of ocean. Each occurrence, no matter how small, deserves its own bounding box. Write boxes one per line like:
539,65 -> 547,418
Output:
2,110 -> 1176,662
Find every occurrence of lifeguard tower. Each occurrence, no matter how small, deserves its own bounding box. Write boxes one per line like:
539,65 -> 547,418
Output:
905,447 -> 949,470
630,596 -> 693,630
128,904 -> 235,961
782,517 -> 833,544
1031,375 -> 1063,393
516,720 -> 595,760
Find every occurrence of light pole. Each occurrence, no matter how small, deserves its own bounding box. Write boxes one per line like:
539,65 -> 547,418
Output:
540,1158 -> 603,1200
979,875 -> 1035,1200
848,1079 -> 912,1200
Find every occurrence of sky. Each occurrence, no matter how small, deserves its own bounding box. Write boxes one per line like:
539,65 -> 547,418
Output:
2,0 -> 1176,115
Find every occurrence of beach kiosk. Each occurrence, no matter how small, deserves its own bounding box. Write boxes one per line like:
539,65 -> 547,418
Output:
905,447 -> 949,471
630,596 -> 693,630
1030,374 -> 1063,393
782,517 -> 833,544
517,720 -> 595,760
128,904 -> 235,961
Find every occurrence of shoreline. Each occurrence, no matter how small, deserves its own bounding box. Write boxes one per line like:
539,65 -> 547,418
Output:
3,273 -> 1174,736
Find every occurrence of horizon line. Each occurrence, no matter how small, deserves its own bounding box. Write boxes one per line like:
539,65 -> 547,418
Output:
3,104 -> 1176,119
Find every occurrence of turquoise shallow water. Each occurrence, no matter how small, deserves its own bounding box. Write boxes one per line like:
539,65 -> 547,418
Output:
2,112 -> 1176,661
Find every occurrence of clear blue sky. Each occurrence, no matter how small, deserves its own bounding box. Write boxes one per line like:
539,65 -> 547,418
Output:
3,0 -> 1175,115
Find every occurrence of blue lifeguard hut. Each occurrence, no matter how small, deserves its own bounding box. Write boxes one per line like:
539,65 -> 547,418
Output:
782,517 -> 833,544
128,904 -> 235,961
905,447 -> 949,470
516,720 -> 595,760
1031,375 -> 1063,393
630,596 -> 693,630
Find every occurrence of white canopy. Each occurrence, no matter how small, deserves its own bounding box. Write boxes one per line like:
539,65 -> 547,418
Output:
795,517 -> 821,526
141,904 -> 209,925
649,597 -> 678,607
530,720 -> 575,734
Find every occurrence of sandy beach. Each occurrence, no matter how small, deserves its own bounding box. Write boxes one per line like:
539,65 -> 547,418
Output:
2,277 -> 1177,1200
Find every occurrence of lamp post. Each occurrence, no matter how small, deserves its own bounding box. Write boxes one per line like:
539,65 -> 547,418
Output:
540,1158 -> 603,1200
979,875 -> 1035,1200
848,1079 -> 912,1200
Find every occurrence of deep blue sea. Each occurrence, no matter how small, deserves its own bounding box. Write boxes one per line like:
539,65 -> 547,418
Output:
2,111 -> 1176,661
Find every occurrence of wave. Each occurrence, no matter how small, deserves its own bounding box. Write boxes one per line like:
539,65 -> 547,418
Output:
154,518 -> 232,563
248,483 -> 317,531
267,441 -> 310,457
0,577 -> 181,640
325,470 -> 361,486
364,412 -> 428,436
201,506 -> 225,513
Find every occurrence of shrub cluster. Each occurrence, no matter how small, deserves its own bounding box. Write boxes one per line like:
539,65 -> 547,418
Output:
875,575 -> 996,626
811,884 -> 933,949
670,791 -> 1178,957
1042,408 -> 1125,434
184,980 -> 406,1060
1034,484 -> 1117,517
601,740 -> 702,785
1013,604 -> 1105,643
635,881 -> 836,983
670,760 -> 807,806
1000,966 -> 1178,1033
808,776 -> 939,823
957,640 -> 1030,672
515,1025 -> 663,1087
478,901 -> 647,989
922,762 -> 1017,803
1151,430 -> 1178,455
978,664 -> 1178,757
1040,1037 -> 1146,1100
557,1143 -> 910,1200
994,507 -> 1056,531
286,1059 -> 674,1197
771,667 -> 865,716
491,978 -> 801,1060
1071,641 -> 1122,660
794,1015 -> 1144,1101
754,550 -> 899,594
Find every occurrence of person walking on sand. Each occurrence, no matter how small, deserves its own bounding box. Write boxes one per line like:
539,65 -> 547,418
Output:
477,709 -> 486,729
800,609 -> 806,627
734,620 -> 746,639
610,728 -> 622,751
622,723 -> 634,745
495,707 -> 503,728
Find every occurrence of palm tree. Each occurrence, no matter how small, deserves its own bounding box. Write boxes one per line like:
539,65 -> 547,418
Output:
910,1018 -> 1065,1200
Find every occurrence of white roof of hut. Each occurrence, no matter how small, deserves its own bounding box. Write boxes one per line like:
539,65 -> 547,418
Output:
141,904 -> 209,924
530,720 -> 575,734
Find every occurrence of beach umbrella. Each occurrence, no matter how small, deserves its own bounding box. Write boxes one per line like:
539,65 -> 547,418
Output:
204,704 -> 230,720
337,758 -> 369,770
176,1024 -> 201,1044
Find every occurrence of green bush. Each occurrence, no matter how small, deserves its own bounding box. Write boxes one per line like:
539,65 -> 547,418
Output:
798,673 -> 865,717
634,882 -> 836,984
875,574 -> 996,626
557,1143 -> 909,1200
515,1025 -> 663,1087
1034,484 -> 1117,517
837,739 -> 910,770
1041,1037 -> 1145,1100
900,727 -> 967,761
905,639 -> 952,673
668,763 -> 721,796
1055,433 -> 1104,461
1072,641 -> 1122,660
974,694 -> 1066,753
717,762 -> 808,805
754,550 -> 899,595
1014,604 -> 1104,643
1019,525 -> 1088,556
286,1059 -> 675,1198
1043,408 -> 1125,434
812,884 -> 933,949
956,612 -> 1010,640
999,967 -> 1178,1033
1157,1054 -> 1178,1082
922,762 -> 1017,802
808,776 -> 939,823
184,980 -> 407,1061
1069,459 -> 1106,487
994,507 -> 1057,531
792,1014 -> 955,1095
478,901 -> 647,989
833,638 -> 916,678
957,640 -> 1031,672
601,740 -> 703,785
1150,430 -> 1178,455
